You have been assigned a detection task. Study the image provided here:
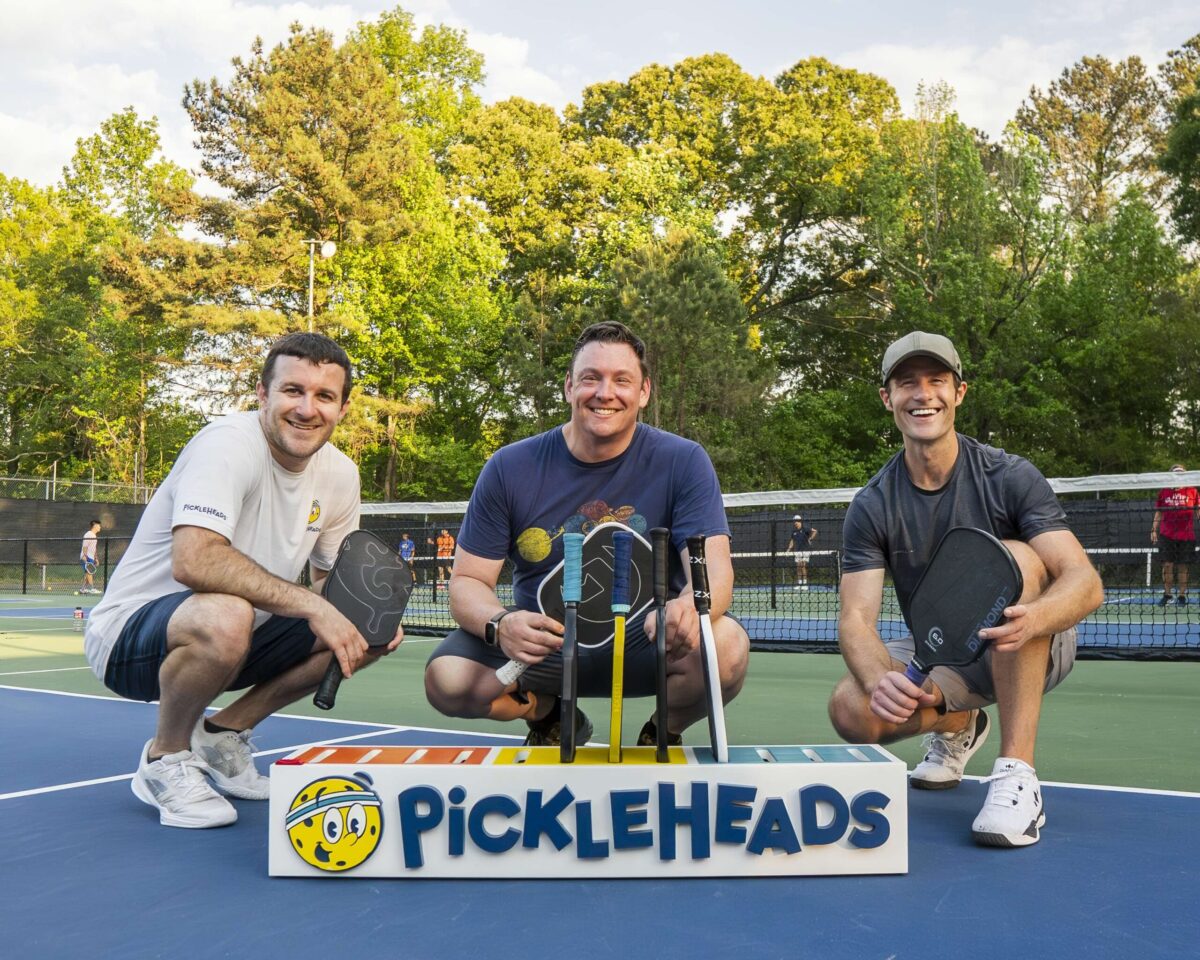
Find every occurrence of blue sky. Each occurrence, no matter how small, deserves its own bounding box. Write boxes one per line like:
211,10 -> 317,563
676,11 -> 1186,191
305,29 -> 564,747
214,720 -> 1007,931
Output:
1,0 -> 1196,188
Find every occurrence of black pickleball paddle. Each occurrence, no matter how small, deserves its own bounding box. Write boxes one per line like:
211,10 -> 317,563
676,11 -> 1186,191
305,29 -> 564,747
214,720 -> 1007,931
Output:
313,530 -> 414,710
904,526 -> 1024,685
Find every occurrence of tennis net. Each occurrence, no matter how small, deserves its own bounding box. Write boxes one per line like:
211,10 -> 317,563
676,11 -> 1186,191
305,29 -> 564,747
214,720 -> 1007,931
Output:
362,470 -> 1200,660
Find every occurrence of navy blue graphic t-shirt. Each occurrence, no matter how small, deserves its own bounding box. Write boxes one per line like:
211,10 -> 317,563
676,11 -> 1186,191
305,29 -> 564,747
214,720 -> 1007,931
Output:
459,423 -> 730,611
842,433 -> 1067,627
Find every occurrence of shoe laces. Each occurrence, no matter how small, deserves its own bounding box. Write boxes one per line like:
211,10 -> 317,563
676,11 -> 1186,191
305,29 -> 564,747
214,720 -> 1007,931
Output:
160,753 -> 221,802
208,728 -> 256,770
920,719 -> 972,762
982,764 -> 1037,808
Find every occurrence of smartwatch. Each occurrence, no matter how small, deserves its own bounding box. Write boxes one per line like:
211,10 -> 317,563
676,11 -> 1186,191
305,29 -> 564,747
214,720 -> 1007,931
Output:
484,610 -> 511,647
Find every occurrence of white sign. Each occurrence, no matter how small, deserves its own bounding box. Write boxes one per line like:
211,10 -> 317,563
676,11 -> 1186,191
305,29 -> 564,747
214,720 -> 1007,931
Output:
268,744 -> 908,879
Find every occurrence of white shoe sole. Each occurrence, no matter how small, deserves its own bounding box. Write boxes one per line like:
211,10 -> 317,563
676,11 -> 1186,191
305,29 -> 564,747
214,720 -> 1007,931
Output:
131,774 -> 237,828
973,808 -> 1046,847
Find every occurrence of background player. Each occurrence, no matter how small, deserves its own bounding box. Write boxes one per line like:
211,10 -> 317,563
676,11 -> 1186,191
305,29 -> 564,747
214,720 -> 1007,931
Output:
1151,464 -> 1198,605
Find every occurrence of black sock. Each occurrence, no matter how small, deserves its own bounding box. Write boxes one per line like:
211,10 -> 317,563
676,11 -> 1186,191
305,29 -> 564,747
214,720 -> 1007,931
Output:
204,719 -> 239,735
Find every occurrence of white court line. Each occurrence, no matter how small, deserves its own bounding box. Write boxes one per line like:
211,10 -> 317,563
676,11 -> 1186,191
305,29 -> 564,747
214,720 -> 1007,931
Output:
0,666 -> 91,677
8,684 -> 1193,800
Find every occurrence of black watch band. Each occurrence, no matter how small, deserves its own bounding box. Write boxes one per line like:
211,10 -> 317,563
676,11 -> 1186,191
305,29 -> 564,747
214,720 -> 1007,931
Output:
484,610 -> 510,647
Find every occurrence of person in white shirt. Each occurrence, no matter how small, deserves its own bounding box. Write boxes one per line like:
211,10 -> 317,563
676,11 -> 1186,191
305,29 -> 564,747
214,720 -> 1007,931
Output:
79,520 -> 101,594
86,333 -> 403,829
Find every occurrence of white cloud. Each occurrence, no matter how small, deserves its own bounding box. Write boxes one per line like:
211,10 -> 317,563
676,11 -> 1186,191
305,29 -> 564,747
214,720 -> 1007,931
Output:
469,31 -> 566,106
837,37 -> 1078,138
0,1 -> 564,186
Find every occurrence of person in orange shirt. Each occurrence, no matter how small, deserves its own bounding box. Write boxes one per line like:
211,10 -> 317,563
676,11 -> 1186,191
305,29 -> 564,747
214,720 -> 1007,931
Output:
435,529 -> 455,584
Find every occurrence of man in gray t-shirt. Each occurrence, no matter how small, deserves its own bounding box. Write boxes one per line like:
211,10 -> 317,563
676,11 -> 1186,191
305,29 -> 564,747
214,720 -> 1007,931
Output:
829,331 -> 1103,849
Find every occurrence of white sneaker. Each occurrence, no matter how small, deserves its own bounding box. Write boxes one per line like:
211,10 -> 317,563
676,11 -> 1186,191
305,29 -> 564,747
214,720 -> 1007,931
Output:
131,740 -> 237,828
972,757 -> 1045,847
910,708 -> 990,790
190,719 -> 270,800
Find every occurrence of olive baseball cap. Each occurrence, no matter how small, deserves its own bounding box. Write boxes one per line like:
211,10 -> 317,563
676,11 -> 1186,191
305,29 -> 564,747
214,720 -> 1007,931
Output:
881,331 -> 962,385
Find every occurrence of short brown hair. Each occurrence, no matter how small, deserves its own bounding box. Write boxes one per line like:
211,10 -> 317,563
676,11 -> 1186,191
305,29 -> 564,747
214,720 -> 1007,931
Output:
261,333 -> 353,401
570,322 -> 648,379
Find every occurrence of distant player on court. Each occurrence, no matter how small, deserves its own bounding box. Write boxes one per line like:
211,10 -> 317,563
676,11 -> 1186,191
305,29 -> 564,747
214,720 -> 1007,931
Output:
435,528 -> 455,584
828,331 -> 1102,847
85,333 -> 402,829
397,532 -> 416,565
1151,464 -> 1198,606
787,514 -> 817,589
80,519 -> 101,594
424,321 -> 750,747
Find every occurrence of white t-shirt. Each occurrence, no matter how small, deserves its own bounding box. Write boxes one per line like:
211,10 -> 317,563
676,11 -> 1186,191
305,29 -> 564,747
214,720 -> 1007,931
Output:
85,411 -> 360,679
81,529 -> 98,561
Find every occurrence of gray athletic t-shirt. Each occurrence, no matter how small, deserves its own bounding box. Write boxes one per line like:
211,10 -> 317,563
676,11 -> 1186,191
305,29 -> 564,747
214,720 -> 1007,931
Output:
842,434 -> 1067,627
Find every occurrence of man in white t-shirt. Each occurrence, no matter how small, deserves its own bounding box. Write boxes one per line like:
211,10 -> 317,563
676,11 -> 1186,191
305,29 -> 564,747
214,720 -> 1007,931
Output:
85,332 -> 403,829
79,520 -> 101,594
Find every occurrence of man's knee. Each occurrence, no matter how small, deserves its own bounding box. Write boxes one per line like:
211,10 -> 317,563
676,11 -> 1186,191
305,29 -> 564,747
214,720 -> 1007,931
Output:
828,675 -> 875,743
713,616 -> 750,699
168,594 -> 255,664
1003,540 -> 1051,603
424,657 -> 492,718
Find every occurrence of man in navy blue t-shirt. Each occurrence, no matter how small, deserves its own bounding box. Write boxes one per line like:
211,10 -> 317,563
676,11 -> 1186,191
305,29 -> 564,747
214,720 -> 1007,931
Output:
425,322 -> 750,747
829,331 -> 1102,849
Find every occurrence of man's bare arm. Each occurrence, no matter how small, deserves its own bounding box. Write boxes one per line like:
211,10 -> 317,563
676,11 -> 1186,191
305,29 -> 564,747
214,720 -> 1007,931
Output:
981,529 -> 1103,652
171,525 -> 368,678
448,545 -> 564,666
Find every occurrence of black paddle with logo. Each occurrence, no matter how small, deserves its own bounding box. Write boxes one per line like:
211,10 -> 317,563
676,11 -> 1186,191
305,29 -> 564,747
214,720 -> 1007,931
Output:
313,530 -> 414,710
904,527 -> 1023,685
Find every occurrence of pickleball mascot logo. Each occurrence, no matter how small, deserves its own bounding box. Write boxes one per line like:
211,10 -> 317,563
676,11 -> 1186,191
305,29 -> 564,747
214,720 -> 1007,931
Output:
308,499 -> 321,526
286,773 -> 383,872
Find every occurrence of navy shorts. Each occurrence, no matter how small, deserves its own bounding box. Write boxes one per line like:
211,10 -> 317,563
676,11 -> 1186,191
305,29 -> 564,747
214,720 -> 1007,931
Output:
104,590 -> 318,702
427,607 -> 745,699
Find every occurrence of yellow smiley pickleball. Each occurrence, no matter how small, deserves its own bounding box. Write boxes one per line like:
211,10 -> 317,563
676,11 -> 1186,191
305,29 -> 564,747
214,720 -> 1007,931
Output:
286,775 -> 383,872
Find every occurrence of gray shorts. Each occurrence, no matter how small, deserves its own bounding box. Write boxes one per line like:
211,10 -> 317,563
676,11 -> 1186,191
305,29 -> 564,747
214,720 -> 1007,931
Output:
884,626 -> 1078,713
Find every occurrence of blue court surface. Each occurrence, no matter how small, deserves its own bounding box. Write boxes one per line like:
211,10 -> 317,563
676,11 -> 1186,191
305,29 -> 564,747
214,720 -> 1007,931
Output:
3,685 -> 1197,960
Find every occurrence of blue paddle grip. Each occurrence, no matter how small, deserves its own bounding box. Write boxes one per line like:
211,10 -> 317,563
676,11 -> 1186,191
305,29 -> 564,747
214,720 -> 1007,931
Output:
562,533 -> 583,604
904,662 -> 928,686
612,530 -> 632,613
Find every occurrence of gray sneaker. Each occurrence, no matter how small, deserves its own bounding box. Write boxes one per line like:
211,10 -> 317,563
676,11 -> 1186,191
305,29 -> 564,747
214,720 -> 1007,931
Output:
910,708 -> 990,790
131,740 -> 237,828
190,719 -> 270,800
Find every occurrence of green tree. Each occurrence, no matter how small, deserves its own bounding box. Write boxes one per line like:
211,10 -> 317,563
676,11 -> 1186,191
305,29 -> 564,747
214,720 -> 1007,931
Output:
1016,55 -> 1164,222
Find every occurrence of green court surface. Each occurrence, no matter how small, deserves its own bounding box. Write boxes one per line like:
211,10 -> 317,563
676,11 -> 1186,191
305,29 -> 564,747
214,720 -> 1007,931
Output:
3,607 -> 1196,793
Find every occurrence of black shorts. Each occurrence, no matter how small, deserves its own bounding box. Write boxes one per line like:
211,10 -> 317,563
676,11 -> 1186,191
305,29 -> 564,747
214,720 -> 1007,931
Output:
427,608 -> 744,699
1159,537 -> 1195,565
103,590 -> 318,702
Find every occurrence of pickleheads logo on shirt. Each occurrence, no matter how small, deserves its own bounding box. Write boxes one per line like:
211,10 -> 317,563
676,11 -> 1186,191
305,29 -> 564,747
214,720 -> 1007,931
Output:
308,499 -> 322,532
181,504 -> 228,521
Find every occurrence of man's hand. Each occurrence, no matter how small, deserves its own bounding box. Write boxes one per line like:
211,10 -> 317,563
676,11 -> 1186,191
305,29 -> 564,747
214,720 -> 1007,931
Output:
496,609 -> 564,665
309,601 -> 370,679
869,670 -> 936,724
979,603 -> 1042,653
643,595 -> 700,662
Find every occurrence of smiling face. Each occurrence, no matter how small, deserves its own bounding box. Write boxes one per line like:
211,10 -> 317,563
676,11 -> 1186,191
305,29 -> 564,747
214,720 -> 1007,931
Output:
563,340 -> 651,461
880,355 -> 967,448
256,355 -> 349,471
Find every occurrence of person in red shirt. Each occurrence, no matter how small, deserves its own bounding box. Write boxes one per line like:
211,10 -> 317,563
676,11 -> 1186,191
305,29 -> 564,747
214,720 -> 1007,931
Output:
1151,464 -> 1199,606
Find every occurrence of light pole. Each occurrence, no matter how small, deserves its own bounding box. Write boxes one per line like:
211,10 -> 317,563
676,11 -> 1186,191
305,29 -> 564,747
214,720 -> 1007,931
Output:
304,239 -> 337,331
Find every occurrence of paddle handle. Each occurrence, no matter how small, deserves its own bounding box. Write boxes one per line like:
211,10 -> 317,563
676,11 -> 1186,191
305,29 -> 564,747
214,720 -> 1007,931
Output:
313,657 -> 343,711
